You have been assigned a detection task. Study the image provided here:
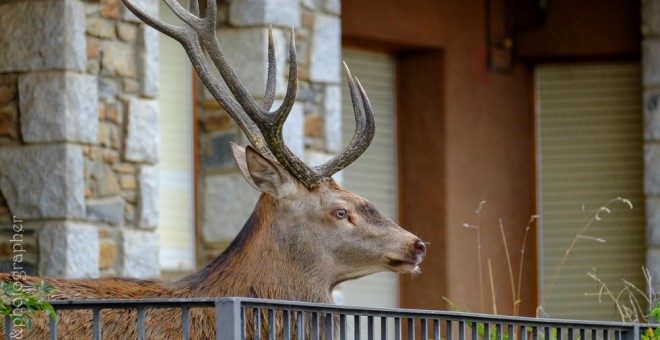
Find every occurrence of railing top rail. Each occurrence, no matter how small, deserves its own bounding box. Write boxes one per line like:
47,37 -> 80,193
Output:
48,297 -> 648,330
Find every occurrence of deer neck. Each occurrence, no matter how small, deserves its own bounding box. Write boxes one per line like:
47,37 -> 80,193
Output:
177,194 -> 334,304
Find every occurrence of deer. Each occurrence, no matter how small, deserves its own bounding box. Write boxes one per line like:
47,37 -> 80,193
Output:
0,0 -> 427,338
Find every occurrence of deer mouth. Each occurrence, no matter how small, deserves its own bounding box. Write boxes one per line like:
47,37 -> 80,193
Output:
386,258 -> 421,273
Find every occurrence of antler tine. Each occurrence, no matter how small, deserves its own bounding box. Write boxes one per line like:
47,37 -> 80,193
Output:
314,62 -> 375,177
260,26 -> 277,112
121,0 -> 272,157
162,0 -> 204,30
256,28 -> 324,189
122,0 -> 184,40
123,0 -> 328,189
270,28 -> 298,126
189,0 -> 199,16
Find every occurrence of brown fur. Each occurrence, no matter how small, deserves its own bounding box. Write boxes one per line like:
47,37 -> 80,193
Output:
1,150 -> 425,339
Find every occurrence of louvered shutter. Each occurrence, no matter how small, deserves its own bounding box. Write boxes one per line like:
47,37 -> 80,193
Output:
156,3 -> 195,271
536,63 -> 645,320
336,49 -> 399,308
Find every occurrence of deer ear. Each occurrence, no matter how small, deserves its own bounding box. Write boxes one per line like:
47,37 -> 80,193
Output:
243,145 -> 298,199
230,143 -> 259,191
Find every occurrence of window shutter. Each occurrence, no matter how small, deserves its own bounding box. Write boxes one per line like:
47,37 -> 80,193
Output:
536,63 -> 645,320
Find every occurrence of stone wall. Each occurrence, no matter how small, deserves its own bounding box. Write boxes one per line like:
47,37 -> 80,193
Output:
643,0 -> 660,291
197,0 -> 343,261
0,0 -> 160,279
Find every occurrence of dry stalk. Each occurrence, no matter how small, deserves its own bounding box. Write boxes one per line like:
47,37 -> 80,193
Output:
585,268 -> 647,323
516,215 -> 537,316
488,258 -> 497,315
463,200 -> 487,312
540,197 -> 633,310
499,219 -> 516,316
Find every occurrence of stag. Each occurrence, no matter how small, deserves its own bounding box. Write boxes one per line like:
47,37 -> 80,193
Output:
0,0 -> 426,338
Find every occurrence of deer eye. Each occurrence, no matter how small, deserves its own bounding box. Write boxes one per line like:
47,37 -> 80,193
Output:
334,209 -> 348,220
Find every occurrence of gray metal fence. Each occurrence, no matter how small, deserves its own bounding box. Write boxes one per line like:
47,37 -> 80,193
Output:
2,297 -> 651,339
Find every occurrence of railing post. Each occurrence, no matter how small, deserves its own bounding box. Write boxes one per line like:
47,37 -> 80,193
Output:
621,324 -> 639,340
4,316 -> 11,340
215,298 -> 242,340
49,313 -> 57,340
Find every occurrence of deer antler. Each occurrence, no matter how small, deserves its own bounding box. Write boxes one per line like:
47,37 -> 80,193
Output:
122,0 -> 375,189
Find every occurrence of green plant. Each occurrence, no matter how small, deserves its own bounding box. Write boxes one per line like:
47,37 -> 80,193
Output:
641,302 -> 660,340
0,280 -> 57,332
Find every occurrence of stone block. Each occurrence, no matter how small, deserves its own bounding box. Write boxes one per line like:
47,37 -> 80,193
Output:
643,0 -> 660,36
646,144 -> 660,195
110,126 -> 121,149
87,17 -> 116,39
105,101 -> 123,123
323,0 -> 340,15
302,0 -> 320,10
101,42 -> 137,78
204,132 -> 239,170
88,58 -> 101,74
104,149 -> 119,164
138,165 -> 159,229
139,25 -> 159,98
648,197 -> 660,246
125,203 -> 136,224
281,101 -> 305,158
0,260 -> 37,277
86,197 -> 125,226
0,144 -> 84,219
101,0 -> 120,18
0,0 -> 86,72
120,174 -> 137,190
202,174 -> 260,243
117,23 -> 138,42
124,97 -> 160,163
19,72 -> 98,144
646,90 -> 660,141
90,162 -> 121,197
310,14 -> 340,83
648,246 -> 660,288
119,229 -> 159,278
229,0 -> 301,27
124,78 -> 140,94
214,27 -> 287,97
99,239 -> 117,271
0,75 -> 17,106
323,85 -> 342,152
121,0 -> 159,23
98,123 -> 111,147
115,164 -> 136,174
200,113 -> 233,132
0,103 -> 17,139
99,77 -> 120,99
305,114 -> 324,137
38,222 -> 99,278
644,39 -> 660,87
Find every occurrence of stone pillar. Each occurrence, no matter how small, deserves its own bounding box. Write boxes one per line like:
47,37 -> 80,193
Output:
643,0 -> 660,291
197,0 -> 343,261
0,0 -> 161,279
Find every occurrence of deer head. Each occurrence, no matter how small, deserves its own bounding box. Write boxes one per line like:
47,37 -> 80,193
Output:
122,0 -> 427,301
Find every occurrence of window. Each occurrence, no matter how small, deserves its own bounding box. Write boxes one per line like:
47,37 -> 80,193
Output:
156,3 -> 195,272
536,63 -> 645,320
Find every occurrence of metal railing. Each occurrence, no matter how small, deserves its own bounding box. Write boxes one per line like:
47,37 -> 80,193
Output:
2,297 -> 651,339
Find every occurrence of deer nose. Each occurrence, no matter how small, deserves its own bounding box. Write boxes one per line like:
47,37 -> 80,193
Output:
413,240 -> 426,258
